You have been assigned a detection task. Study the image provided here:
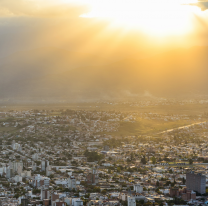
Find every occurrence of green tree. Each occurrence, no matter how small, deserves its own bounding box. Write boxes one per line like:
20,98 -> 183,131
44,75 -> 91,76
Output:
141,156 -> 147,164
151,156 -> 156,164
189,159 -> 193,165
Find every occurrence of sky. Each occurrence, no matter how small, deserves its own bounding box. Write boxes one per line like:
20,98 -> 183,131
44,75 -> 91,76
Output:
0,0 -> 208,100
0,0 -> 208,58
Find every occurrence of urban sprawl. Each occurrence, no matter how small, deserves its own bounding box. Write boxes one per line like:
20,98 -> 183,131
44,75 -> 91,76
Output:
0,100 -> 208,206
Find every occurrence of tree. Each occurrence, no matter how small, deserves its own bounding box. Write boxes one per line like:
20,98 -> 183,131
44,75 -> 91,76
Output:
182,177 -> 186,184
189,159 -> 193,165
141,156 -> 147,164
14,194 -> 19,199
151,156 -> 156,164
130,152 -> 134,161
101,190 -> 107,195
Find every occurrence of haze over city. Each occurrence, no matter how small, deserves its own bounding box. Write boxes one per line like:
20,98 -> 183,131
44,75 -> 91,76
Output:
1,1 -> 208,206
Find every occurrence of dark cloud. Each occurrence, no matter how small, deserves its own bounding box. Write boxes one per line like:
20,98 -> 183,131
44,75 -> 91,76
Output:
188,1 -> 208,11
197,1 -> 208,10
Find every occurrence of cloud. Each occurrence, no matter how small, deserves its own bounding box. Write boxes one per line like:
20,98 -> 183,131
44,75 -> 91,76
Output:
188,1 -> 208,11
0,0 -> 88,17
196,1 -> 208,10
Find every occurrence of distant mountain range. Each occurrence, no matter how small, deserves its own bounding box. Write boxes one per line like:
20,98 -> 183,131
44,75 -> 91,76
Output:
0,46 -> 208,102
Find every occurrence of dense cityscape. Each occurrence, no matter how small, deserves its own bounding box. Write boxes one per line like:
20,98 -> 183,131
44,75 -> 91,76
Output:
1,0 -> 208,205
0,99 -> 208,206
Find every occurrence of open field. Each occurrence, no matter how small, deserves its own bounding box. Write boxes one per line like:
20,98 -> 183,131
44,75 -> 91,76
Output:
0,127 -> 19,133
108,119 -> 196,136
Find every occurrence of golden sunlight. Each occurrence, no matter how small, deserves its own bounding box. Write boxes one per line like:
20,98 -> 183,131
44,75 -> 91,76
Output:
76,0 -> 201,36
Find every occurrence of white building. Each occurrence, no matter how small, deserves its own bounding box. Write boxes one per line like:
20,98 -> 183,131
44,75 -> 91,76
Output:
21,170 -> 31,177
68,176 -> 76,189
41,160 -> 49,171
6,167 -> 14,179
46,165 -> 53,176
32,153 -> 39,161
128,197 -> 136,206
74,200 -> 83,206
14,175 -> 22,183
44,178 -> 50,187
32,162 -> 37,172
17,165 -> 22,175
12,141 -> 22,151
71,198 -> 83,206
9,161 -> 23,173
0,167 -> 5,176
134,184 -> 143,193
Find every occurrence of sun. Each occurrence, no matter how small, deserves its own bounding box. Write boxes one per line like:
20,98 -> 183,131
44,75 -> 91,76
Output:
78,0 -> 201,36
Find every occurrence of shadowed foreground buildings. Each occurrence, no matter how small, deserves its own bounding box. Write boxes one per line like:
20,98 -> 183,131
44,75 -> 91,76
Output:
186,172 -> 206,194
86,168 -> 99,185
170,187 -> 196,201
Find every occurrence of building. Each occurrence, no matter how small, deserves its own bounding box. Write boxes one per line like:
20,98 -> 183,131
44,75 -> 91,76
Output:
55,202 -> 66,206
46,165 -> 52,177
41,189 -> 50,200
14,175 -> 22,183
21,199 -> 28,206
51,193 -> 60,206
128,197 -> 136,206
86,168 -> 99,185
34,174 -> 50,187
134,184 -> 143,193
32,162 -> 37,172
6,167 -> 14,179
44,178 -> 50,188
181,190 -> 196,201
103,145 -> 110,151
170,188 -> 179,197
170,187 -> 196,201
41,160 -> 49,171
17,165 -> 22,175
71,198 -> 83,206
9,161 -> 23,173
74,200 -> 83,206
186,172 -> 206,194
43,199 -> 50,206
68,176 -> 76,189
12,140 -> 22,151
32,153 -> 39,161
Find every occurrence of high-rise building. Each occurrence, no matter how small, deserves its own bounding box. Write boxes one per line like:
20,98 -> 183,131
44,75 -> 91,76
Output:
86,168 -> 99,185
46,165 -> 52,177
17,165 -> 22,175
68,176 -> 76,189
134,184 -> 143,193
41,160 -> 49,171
6,167 -> 14,179
41,189 -> 50,200
21,199 -> 28,206
14,175 -> 22,183
32,162 -> 37,172
186,172 -> 206,194
128,197 -> 136,206
44,178 -> 50,188
9,161 -> 23,173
